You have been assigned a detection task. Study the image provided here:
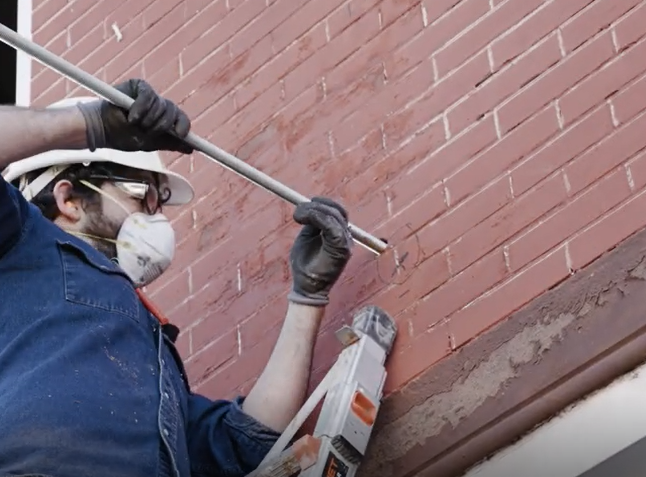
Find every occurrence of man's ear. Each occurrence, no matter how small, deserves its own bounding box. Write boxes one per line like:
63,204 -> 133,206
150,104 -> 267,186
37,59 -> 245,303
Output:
52,180 -> 83,222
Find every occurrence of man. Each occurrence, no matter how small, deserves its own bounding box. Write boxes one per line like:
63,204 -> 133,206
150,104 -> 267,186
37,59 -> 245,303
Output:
0,79 -> 352,477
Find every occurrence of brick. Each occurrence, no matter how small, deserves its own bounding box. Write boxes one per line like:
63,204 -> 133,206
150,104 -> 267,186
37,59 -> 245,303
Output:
560,36 -> 646,126
380,0 -> 420,26
230,0 -> 308,57
374,182 -> 447,244
189,34 -> 274,115
142,0 -> 183,29
327,0 -> 382,39
569,188 -> 646,269
147,268 -> 191,319
416,175 -> 513,259
187,288 -> 240,353
321,129 -> 387,198
280,64 -> 388,155
235,22 -> 327,110
146,57 -> 181,94
626,150 -> 646,190
449,246 -> 570,348
321,255 -> 389,327
31,32 -> 68,98
283,10 -> 382,104
434,0 -> 543,78
448,32 -> 561,135
170,45 -> 231,115
614,2 -> 646,50
383,320 -> 451,394
76,21 -> 146,79
373,251 -> 450,318
612,72 -> 646,123
105,1 -> 186,82
565,110 -> 646,195
490,0 -> 594,69
450,172 -> 569,275
64,22 -> 105,65
181,0 -> 266,77
165,301 -> 190,330
497,31 -> 615,135
226,0 -> 248,10
421,0 -> 463,25
325,5 -> 423,96
447,104 -> 560,204
335,49 -> 490,154
334,122 -> 444,234
387,0 -> 488,79
189,204 -> 287,293
104,0 -> 155,32
213,83 -> 321,159
392,50 -> 493,141
143,0 -> 229,78
406,249 -> 509,337
185,328 -> 238,384
270,0 -> 346,52
185,0 -> 216,16
507,169 -> 631,271
332,123 -> 442,220
174,331 -> 191,359
511,104 -> 614,195
561,0 -> 642,53
68,0 -> 129,43
194,318 -> 282,395
33,0 -> 68,32
32,78 -> 66,107
34,1 -> 93,46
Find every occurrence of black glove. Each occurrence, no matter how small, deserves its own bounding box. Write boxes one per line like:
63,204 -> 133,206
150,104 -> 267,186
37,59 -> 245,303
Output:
76,79 -> 193,154
288,197 -> 353,307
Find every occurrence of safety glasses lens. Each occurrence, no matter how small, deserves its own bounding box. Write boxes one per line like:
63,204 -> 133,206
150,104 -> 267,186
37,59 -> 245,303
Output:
115,182 -> 159,213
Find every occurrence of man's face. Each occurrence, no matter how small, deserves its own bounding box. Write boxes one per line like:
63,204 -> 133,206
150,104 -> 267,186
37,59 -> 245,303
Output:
54,167 -> 167,260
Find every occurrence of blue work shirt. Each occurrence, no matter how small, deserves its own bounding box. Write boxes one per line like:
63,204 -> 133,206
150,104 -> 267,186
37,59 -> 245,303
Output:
0,175 -> 280,477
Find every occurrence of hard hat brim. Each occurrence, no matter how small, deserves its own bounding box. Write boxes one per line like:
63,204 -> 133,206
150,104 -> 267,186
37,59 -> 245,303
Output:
2,148 -> 195,206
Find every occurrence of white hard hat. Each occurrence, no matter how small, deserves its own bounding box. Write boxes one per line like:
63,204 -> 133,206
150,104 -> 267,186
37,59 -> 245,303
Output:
1,96 -> 195,205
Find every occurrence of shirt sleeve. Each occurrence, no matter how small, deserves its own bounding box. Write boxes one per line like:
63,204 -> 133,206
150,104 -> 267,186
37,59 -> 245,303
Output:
0,175 -> 29,258
187,393 -> 281,477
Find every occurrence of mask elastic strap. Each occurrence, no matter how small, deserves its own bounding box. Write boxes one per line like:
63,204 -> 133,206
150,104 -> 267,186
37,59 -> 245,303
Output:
67,230 -> 117,244
65,230 -> 137,253
79,179 -> 131,215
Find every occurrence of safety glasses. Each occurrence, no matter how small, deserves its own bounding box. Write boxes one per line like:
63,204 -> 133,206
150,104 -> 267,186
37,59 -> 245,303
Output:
87,174 -> 171,214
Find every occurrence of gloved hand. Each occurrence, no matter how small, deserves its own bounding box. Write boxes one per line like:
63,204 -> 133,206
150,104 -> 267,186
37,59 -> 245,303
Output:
288,197 -> 353,307
76,78 -> 193,154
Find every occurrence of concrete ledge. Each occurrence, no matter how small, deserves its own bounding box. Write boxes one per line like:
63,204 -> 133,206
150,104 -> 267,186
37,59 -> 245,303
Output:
359,226 -> 646,477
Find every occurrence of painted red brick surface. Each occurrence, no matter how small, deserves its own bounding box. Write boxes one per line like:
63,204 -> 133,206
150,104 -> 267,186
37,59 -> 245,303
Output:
29,0 -> 646,398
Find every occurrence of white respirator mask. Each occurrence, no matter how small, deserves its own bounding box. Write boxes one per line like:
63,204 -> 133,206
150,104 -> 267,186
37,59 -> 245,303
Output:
73,179 -> 176,288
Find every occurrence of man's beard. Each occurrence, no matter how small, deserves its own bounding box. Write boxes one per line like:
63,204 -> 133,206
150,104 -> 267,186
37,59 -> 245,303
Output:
82,209 -> 123,260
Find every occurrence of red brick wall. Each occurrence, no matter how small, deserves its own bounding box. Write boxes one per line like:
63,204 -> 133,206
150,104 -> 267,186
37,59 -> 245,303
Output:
30,0 -> 646,400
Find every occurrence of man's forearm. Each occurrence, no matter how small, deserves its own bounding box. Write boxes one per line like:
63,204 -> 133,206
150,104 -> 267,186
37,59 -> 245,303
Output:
0,105 -> 87,170
242,302 -> 324,432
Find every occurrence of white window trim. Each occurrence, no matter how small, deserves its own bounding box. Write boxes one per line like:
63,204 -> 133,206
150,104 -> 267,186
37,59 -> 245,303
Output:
16,0 -> 32,106
463,359 -> 646,477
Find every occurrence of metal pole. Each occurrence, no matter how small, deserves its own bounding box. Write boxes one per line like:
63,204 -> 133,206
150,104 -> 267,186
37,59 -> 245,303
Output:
0,24 -> 388,255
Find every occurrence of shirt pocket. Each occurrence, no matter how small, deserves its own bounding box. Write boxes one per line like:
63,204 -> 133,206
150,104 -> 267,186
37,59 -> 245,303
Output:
56,239 -> 140,322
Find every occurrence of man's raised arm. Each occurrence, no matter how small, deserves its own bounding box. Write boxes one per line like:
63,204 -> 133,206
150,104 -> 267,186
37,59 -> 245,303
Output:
0,105 -> 87,171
